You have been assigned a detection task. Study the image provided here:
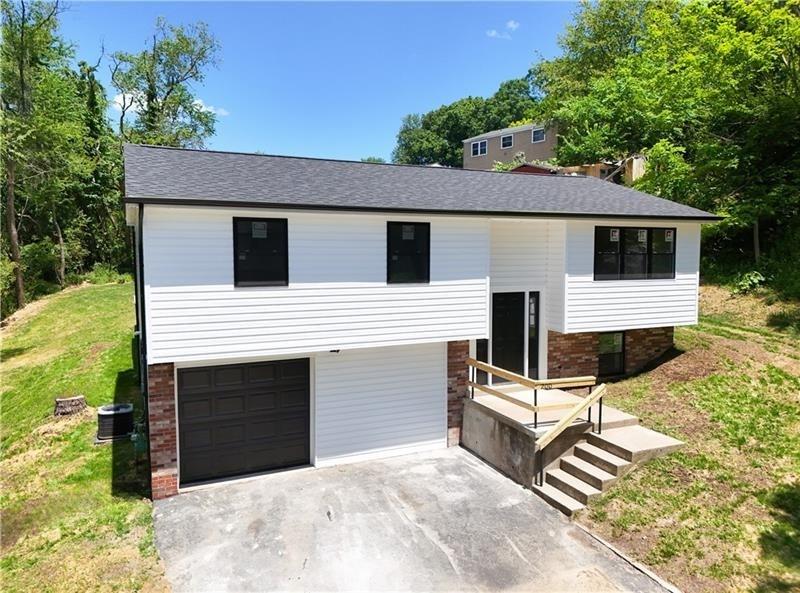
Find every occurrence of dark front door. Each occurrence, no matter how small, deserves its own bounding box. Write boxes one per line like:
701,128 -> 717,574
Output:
492,292 -> 525,381
177,359 -> 310,485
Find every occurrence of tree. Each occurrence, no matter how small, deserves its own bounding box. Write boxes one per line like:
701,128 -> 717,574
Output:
530,0 -> 800,276
1,0 -> 77,307
111,17 -> 220,148
361,156 -> 386,163
392,79 -> 537,167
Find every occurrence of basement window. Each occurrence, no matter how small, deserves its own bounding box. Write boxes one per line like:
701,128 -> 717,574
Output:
387,222 -> 430,284
598,332 -> 624,376
233,217 -> 288,286
594,226 -> 676,280
471,140 -> 487,157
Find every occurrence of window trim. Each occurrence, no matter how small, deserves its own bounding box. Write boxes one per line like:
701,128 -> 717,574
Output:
471,140 -> 487,157
531,127 -> 546,143
501,134 -> 513,149
233,216 -> 289,287
598,331 -> 625,377
386,221 -> 431,284
593,226 -> 677,281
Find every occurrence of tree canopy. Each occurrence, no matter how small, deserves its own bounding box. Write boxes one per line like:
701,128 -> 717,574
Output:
392,78 -> 537,167
531,0 -> 800,292
0,1 -> 220,316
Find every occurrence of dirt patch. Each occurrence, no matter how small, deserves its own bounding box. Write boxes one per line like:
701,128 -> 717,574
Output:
700,284 -> 800,330
8,524 -> 170,593
0,284 -> 85,332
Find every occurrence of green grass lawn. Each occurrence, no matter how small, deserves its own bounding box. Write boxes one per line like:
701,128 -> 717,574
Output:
580,287 -> 800,593
1,283 -> 166,592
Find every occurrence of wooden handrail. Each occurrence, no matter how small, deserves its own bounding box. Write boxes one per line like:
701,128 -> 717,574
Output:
468,381 -> 589,413
536,384 -> 607,450
466,358 -> 596,390
468,381 -> 536,410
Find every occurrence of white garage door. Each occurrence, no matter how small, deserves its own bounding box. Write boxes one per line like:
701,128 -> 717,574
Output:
314,342 -> 447,465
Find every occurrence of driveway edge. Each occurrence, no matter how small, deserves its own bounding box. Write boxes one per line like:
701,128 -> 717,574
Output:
574,522 -> 683,593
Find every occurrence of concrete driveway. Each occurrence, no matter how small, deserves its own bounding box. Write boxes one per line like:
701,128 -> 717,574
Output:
154,448 -> 668,592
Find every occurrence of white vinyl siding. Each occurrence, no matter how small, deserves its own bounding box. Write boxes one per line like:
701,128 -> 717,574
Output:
546,221 -> 567,332
314,343 -> 446,464
564,220 -> 700,332
489,219 -> 566,333
143,206 -> 489,364
490,219 -> 548,291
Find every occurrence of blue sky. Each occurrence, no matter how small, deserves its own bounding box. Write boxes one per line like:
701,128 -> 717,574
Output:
60,2 -> 576,161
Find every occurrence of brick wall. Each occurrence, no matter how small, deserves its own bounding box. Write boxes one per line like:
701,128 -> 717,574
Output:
147,363 -> 178,500
446,340 -> 470,446
548,327 -> 674,379
547,331 -> 599,378
624,327 -> 674,374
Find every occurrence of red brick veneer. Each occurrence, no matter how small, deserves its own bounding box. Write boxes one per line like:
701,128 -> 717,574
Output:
446,340 -> 470,446
547,327 -> 674,379
623,327 -> 674,374
147,362 -> 178,499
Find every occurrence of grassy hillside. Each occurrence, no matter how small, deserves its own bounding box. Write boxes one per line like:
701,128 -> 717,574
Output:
581,286 -> 800,593
0,283 -> 166,592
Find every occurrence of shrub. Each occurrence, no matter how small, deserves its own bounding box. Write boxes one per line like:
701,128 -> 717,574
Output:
732,270 -> 767,295
84,263 -> 131,285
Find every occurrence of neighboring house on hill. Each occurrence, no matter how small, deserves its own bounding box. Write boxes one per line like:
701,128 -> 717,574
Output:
465,124 -> 647,185
462,123 -> 556,171
123,144 -> 718,501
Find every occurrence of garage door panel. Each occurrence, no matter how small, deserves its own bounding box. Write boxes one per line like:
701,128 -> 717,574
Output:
181,399 -> 212,421
179,368 -> 212,391
183,427 -> 213,449
215,394 -> 246,415
214,366 -> 245,387
248,363 -> 277,383
281,387 -> 309,409
178,358 -> 309,485
249,392 -> 277,412
281,360 -> 309,380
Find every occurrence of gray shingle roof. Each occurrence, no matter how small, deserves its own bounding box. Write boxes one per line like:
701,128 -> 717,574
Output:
123,144 -> 719,221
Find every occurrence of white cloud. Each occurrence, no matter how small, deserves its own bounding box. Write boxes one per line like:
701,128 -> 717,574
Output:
111,92 -> 142,113
193,98 -> 230,117
486,29 -> 511,40
506,19 -> 520,31
111,94 -> 229,117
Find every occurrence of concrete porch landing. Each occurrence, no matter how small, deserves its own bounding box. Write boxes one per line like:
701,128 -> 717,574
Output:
473,384 -> 639,437
462,387 -> 684,516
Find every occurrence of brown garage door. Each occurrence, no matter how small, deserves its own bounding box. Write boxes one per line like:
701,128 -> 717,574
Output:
177,359 -> 310,485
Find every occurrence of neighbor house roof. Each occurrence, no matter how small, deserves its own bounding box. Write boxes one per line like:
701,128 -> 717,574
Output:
462,123 -> 546,144
123,144 -> 720,221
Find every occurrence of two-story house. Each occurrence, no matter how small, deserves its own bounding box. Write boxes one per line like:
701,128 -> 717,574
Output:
124,144 -> 718,499
462,123 -> 556,171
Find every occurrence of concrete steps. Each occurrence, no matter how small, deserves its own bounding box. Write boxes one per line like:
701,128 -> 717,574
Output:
532,425 -> 684,516
587,425 -> 684,463
574,442 -> 631,477
560,455 -> 618,490
531,482 -> 585,516
546,468 -> 601,504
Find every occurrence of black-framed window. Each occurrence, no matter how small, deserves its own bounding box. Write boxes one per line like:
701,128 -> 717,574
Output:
594,226 -> 676,280
501,134 -> 513,149
233,217 -> 288,286
532,127 -> 546,143
598,331 -> 625,376
387,222 -> 430,284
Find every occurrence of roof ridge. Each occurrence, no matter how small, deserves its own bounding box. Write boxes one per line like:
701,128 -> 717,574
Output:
124,143 -> 592,179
